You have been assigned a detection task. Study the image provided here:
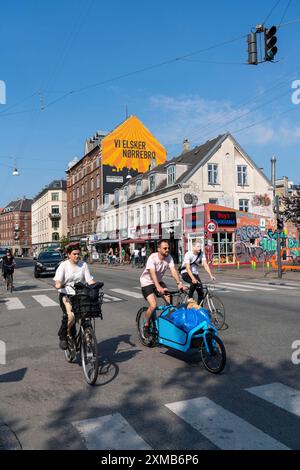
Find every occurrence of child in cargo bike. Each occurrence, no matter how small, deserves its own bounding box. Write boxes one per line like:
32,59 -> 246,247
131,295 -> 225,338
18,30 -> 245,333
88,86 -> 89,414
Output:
54,243 -> 97,350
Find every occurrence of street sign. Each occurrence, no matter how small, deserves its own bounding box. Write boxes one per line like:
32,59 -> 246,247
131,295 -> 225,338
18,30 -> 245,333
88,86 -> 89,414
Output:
206,220 -> 218,233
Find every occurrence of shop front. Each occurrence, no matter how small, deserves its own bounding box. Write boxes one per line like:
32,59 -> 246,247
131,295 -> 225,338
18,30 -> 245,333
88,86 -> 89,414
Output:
183,205 -> 205,253
161,219 -> 183,263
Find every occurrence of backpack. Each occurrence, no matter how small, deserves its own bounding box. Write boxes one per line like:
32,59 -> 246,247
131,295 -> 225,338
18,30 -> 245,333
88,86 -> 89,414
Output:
179,250 -> 202,273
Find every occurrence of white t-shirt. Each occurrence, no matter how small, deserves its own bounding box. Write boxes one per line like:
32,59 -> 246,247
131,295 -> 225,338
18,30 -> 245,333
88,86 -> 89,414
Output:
134,249 -> 140,257
53,260 -> 94,295
181,250 -> 206,275
141,248 -> 146,256
140,253 -> 175,287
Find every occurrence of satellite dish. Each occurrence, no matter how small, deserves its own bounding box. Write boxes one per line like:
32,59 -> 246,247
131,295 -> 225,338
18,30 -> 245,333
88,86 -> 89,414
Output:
184,193 -> 193,205
192,194 -> 198,205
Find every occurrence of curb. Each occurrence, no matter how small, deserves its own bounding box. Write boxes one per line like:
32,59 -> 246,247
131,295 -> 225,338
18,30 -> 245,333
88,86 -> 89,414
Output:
0,424 -> 22,450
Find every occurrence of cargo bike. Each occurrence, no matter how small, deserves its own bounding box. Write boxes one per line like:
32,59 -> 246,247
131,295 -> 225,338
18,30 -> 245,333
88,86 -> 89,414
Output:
136,289 -> 226,374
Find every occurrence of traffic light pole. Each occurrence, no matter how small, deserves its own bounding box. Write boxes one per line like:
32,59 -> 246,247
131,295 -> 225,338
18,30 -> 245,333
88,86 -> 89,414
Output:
275,195 -> 282,278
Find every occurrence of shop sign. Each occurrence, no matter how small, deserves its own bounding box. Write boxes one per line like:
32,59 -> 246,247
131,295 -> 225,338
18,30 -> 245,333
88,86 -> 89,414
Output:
162,219 -> 182,239
129,224 -> 160,240
106,176 -> 124,184
210,210 -> 237,227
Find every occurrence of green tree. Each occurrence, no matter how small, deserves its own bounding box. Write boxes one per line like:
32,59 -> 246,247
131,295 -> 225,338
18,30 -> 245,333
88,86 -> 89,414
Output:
60,235 -> 70,252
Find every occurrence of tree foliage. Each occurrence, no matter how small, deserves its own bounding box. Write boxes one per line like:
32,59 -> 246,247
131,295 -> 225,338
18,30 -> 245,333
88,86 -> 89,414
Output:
282,190 -> 300,224
59,235 -> 70,251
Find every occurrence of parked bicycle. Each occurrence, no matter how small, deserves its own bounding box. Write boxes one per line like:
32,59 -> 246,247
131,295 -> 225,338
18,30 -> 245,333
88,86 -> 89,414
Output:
136,289 -> 226,374
64,281 -> 104,385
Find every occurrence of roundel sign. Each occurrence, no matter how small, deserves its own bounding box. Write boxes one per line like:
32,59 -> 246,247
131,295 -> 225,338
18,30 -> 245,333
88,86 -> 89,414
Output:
206,220 -> 218,233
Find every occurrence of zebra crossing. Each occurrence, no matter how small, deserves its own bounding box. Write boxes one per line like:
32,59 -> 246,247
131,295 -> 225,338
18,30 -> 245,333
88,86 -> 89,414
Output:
0,281 -> 299,311
72,382 -> 299,450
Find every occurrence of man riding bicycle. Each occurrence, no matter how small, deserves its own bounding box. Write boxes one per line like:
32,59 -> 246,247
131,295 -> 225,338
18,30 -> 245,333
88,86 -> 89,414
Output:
181,240 -> 215,304
53,243 -> 96,350
2,249 -> 16,286
140,239 -> 185,337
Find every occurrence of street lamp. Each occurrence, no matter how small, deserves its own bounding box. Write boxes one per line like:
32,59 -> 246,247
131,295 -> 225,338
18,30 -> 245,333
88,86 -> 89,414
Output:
270,155 -> 282,278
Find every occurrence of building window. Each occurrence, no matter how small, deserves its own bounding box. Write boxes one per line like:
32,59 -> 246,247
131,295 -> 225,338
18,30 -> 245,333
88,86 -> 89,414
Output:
237,165 -> 248,186
124,186 -> 128,201
164,201 -> 169,221
51,192 -> 59,201
52,232 -> 59,241
52,220 -> 59,230
90,178 -> 94,192
51,206 -> 59,215
172,198 -> 178,219
148,174 -> 156,192
96,174 -> 100,188
91,198 -> 94,212
136,180 -> 142,195
156,203 -> 161,223
239,199 -> 249,212
142,207 -> 146,225
77,187 -> 80,199
208,164 -> 218,184
130,210 -> 134,226
114,190 -> 119,206
81,184 -> 84,196
167,166 -> 176,185
136,209 -> 141,226
209,198 -> 218,204
149,205 -> 154,224
104,194 -> 109,207
82,203 -> 85,215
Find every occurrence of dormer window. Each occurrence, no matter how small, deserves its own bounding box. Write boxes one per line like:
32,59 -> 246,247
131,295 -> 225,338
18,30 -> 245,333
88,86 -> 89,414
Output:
149,174 -> 156,192
104,193 -> 109,208
167,165 -> 176,185
136,179 -> 142,196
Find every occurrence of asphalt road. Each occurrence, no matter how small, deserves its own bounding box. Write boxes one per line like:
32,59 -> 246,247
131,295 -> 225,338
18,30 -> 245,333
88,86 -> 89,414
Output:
0,260 -> 299,450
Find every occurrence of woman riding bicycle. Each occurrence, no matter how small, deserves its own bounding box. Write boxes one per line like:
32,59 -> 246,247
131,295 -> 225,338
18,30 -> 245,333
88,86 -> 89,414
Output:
2,249 -> 16,285
181,240 -> 215,304
53,243 -> 96,350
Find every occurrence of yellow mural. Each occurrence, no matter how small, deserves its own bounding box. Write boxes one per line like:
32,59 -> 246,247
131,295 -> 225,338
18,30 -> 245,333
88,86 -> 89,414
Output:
102,115 -> 167,172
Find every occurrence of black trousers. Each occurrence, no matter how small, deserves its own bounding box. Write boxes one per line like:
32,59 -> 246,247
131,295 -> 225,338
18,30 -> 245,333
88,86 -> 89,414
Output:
181,272 -> 204,304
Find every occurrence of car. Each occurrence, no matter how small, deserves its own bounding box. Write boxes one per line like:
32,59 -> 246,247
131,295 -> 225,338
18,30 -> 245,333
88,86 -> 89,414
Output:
0,248 -> 7,264
34,251 -> 63,278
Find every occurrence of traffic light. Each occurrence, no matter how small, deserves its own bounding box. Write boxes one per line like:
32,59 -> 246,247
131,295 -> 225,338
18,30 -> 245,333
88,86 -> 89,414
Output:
264,25 -> 278,61
277,216 -> 284,231
247,32 -> 258,65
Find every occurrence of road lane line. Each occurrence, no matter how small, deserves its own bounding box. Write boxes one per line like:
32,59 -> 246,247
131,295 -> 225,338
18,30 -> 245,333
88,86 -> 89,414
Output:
110,289 -> 144,299
246,383 -> 300,417
3,298 -> 25,310
13,288 -> 56,294
103,294 -> 123,302
217,282 -> 275,291
241,282 -> 297,290
166,397 -> 289,450
73,413 -> 152,450
32,295 -> 59,307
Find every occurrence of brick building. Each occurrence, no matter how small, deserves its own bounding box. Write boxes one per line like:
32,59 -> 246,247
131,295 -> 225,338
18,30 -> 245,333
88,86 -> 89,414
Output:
0,198 -> 33,256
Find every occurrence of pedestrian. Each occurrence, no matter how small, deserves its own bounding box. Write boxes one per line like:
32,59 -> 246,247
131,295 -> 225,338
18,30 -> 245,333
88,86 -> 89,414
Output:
107,246 -> 114,265
141,246 -> 147,267
134,248 -> 140,267
121,247 -> 126,264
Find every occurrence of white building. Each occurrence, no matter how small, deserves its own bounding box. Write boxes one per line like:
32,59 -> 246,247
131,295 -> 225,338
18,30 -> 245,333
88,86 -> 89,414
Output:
32,180 -> 67,254
94,133 -> 274,261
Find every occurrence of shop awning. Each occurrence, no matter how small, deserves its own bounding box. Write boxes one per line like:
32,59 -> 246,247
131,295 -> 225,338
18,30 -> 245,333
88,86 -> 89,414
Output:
95,239 -> 119,244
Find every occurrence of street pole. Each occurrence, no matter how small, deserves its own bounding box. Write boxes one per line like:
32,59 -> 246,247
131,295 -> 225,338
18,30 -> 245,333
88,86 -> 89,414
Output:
271,156 -> 282,279
275,195 -> 282,278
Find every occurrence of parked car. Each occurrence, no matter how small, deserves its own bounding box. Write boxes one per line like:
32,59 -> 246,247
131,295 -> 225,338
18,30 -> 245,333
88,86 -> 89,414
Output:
34,251 -> 63,278
0,248 -> 7,264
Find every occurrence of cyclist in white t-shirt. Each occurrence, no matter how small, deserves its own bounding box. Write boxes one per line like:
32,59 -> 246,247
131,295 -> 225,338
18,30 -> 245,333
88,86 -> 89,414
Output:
140,239 -> 185,337
53,243 -> 96,350
181,240 -> 215,304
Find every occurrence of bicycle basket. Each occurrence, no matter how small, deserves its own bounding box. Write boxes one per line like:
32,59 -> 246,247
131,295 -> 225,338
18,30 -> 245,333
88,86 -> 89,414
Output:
71,283 -> 104,319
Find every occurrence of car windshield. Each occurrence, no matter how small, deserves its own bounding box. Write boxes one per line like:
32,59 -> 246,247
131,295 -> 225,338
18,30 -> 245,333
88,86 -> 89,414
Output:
38,252 -> 62,261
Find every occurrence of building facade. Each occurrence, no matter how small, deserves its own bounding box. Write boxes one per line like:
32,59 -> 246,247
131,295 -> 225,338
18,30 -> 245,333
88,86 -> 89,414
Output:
0,198 -> 33,256
31,180 -> 67,254
95,133 -> 275,264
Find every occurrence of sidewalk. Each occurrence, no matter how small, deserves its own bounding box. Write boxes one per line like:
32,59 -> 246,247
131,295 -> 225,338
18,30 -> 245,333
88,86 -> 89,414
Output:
89,262 -> 300,283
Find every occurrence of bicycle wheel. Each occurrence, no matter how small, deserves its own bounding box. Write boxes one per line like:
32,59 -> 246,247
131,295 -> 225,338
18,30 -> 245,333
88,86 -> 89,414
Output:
200,332 -> 226,374
81,325 -> 99,385
136,307 -> 156,348
64,336 -> 76,363
203,293 -> 225,330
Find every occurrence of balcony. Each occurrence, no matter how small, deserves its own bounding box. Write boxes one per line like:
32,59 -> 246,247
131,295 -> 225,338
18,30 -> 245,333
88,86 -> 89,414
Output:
49,212 -> 61,220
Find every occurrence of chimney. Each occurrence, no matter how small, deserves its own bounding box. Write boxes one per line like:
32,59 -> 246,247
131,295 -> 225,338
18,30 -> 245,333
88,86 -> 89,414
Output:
182,138 -> 190,154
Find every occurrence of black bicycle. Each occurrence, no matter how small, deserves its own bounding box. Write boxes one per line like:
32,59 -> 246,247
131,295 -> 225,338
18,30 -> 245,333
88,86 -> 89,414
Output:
64,282 -> 104,385
5,267 -> 14,293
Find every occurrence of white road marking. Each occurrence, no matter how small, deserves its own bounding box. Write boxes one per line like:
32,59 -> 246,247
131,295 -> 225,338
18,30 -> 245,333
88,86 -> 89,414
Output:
241,282 -> 297,290
13,288 -> 56,294
246,383 -> 300,417
166,397 -> 289,450
3,298 -> 25,310
214,283 -> 250,292
103,294 -> 123,302
73,413 -> 152,450
32,295 -> 59,307
218,282 -> 275,291
110,288 -> 144,299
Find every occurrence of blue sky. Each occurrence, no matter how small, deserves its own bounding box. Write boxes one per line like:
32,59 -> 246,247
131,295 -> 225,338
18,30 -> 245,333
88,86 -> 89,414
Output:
0,0 -> 299,205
